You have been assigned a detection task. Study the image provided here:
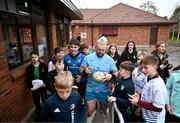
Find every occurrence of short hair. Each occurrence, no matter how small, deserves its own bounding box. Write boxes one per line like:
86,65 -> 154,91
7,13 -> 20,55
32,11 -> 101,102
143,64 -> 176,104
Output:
80,44 -> 88,49
54,47 -> 63,55
69,38 -> 80,46
120,61 -> 135,73
142,55 -> 158,66
137,52 -> 146,58
96,36 -> 107,45
54,71 -> 74,89
51,56 -> 62,65
30,51 -> 38,56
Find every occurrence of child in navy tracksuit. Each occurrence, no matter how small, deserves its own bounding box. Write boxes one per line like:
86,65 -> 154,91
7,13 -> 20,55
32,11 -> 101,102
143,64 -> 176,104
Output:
108,61 -> 135,122
39,71 -> 86,122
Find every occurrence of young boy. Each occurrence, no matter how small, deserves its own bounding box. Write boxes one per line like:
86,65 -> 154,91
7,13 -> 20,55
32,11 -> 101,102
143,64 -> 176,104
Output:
166,69 -> 180,122
79,43 -> 90,55
39,71 -> 86,122
108,61 -> 135,122
48,47 -> 65,72
26,51 -> 48,119
48,57 -> 64,95
129,55 -> 168,123
64,39 -> 86,99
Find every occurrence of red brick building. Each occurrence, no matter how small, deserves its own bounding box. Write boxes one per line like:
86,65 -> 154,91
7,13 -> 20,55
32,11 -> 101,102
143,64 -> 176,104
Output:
0,0 -> 82,121
72,3 -> 175,47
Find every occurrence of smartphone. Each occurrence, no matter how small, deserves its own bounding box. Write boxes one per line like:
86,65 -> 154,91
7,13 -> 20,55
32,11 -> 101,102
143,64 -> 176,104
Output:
127,93 -> 133,98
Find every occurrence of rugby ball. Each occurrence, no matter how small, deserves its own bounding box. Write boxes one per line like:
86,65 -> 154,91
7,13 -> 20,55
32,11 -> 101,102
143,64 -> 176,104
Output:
93,71 -> 105,82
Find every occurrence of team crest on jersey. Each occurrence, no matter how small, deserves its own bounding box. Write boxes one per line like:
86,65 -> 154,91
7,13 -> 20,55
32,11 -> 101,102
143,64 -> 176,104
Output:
70,104 -> 75,109
120,85 -> 125,91
67,60 -> 71,63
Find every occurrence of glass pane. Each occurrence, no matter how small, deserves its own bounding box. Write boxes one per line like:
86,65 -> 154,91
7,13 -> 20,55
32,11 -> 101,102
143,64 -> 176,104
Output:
0,14 -> 21,66
18,18 -> 33,61
36,24 -> 48,61
18,0 -> 29,14
8,0 -> 16,13
0,0 -> 7,10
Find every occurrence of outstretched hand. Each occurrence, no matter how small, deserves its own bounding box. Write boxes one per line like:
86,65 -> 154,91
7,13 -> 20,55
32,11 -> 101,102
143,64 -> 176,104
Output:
128,93 -> 140,105
108,96 -> 116,104
104,72 -> 112,81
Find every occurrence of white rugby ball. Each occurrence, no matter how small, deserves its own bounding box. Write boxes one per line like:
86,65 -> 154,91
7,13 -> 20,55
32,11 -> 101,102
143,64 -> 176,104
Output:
93,71 -> 105,82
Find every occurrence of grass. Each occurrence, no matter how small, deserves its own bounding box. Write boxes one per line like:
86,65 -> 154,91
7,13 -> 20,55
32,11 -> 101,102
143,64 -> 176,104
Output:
169,37 -> 180,44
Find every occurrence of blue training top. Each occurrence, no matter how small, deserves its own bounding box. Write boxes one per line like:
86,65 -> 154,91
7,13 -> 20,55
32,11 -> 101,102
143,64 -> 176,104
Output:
64,52 -> 85,78
81,52 -> 117,92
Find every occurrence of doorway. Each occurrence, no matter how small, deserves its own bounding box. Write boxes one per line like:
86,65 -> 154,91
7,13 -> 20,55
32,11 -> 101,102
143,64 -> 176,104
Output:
150,25 -> 158,45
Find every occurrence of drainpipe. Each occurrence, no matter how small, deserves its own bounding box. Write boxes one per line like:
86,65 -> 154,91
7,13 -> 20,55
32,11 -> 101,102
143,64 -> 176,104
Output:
91,20 -> 93,47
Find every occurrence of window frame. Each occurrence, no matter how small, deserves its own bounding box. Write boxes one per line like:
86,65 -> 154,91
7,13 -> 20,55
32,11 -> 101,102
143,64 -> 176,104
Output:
99,26 -> 118,38
0,13 -> 35,69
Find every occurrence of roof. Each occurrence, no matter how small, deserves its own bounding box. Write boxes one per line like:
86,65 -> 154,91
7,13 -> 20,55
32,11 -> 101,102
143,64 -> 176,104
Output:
72,3 -> 175,25
46,0 -> 83,20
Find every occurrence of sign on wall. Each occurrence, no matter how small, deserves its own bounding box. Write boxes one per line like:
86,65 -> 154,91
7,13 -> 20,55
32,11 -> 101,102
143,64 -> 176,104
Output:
80,32 -> 87,39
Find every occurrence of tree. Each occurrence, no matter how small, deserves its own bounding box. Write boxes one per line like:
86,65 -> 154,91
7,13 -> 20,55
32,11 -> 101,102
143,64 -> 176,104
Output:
139,1 -> 158,15
170,3 -> 180,42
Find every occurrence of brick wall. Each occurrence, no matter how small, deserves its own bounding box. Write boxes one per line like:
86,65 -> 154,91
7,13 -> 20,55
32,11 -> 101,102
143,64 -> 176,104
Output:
48,10 -> 57,56
72,25 -> 169,46
157,25 -> 170,43
118,26 -> 150,45
0,24 -> 33,122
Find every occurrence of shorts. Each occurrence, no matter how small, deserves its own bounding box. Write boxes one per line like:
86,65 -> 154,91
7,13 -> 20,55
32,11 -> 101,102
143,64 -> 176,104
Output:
85,91 -> 110,104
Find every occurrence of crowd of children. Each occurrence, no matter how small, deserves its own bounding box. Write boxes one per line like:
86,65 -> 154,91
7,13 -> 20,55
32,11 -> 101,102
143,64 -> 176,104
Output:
26,37 -> 180,122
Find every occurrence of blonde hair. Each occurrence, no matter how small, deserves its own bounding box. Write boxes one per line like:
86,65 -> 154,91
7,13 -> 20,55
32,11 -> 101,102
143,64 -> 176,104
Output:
54,71 -> 74,89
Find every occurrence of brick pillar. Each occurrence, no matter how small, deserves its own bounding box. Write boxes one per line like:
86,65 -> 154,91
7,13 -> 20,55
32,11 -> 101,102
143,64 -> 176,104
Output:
48,10 -> 57,56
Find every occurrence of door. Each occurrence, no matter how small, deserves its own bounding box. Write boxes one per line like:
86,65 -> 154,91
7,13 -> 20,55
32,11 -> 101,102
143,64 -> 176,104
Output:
150,25 -> 158,45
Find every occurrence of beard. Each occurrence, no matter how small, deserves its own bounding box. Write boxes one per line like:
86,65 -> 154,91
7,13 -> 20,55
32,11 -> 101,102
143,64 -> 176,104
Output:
96,52 -> 105,57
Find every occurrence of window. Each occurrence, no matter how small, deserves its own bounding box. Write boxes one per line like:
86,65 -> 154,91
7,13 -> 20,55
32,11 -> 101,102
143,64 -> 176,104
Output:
1,15 -> 21,67
0,0 -> 7,10
8,0 -> 16,13
0,14 -> 33,68
99,26 -> 118,37
18,0 -> 30,14
36,24 -> 48,62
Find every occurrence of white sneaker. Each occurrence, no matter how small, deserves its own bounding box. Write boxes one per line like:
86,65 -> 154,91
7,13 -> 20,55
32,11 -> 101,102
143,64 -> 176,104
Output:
86,110 -> 96,123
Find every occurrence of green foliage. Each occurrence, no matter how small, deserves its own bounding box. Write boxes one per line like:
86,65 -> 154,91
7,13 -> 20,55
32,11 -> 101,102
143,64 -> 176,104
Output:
139,1 -> 158,15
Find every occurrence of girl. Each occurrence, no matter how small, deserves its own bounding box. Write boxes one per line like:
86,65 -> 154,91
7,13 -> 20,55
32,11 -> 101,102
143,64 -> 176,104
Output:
151,41 -> 173,83
120,41 -> 137,63
107,44 -> 121,70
